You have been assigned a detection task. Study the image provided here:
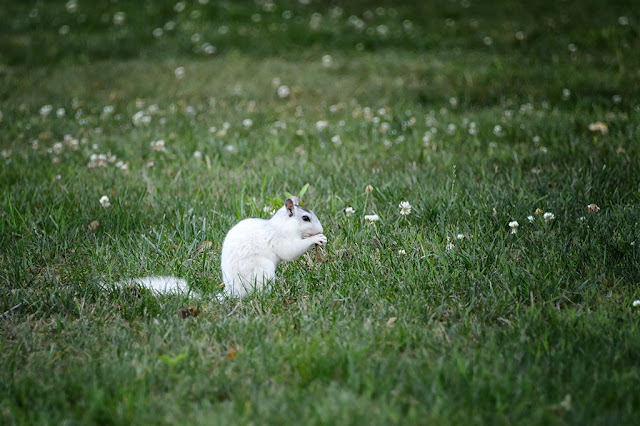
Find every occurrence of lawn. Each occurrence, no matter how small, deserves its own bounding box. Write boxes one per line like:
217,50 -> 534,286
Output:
1,0 -> 639,424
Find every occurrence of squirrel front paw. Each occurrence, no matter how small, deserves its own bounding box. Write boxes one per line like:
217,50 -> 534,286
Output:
312,233 -> 327,247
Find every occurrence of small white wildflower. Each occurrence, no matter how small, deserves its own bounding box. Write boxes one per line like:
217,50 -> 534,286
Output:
99,195 -> 111,208
331,135 -> 342,146
344,206 -> 355,217
398,249 -> 407,255
242,118 -> 253,128
65,0 -> 78,13
202,43 -> 216,55
153,28 -> 164,38
527,215 -> 534,223
618,16 -> 629,26
225,145 -> 238,154
456,234 -> 465,240
1,150 -> 11,159
315,120 -> 329,131
449,97 -> 458,107
399,201 -> 412,216
150,139 -> 166,152
174,1 -> 186,13
483,36 -> 493,46
446,237 -> 455,252
364,214 -> 380,223
113,12 -> 126,26
633,300 -> 640,307
40,105 -> 53,117
543,212 -> 555,224
509,220 -> 519,234
193,151 -> 202,160
277,85 -> 291,98
365,184 -> 374,193
321,54 -> 333,68
174,66 -> 185,79
468,122 -> 478,135
146,160 -> 155,168
56,108 -> 66,118
493,124 -> 503,136
562,88 -> 571,100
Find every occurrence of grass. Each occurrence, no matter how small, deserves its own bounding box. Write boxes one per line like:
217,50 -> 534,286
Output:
1,0 -> 640,424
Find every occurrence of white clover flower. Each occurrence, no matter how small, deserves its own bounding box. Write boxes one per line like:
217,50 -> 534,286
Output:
493,124 -> 503,136
509,220 -> 519,234
321,55 -> 333,68
1,150 -> 11,159
345,206 -> 355,217
446,237 -> 455,252
456,234 -> 465,240
113,12 -> 126,26
543,212 -> 555,224
483,36 -> 493,46
365,184 -> 374,193
618,16 -> 629,26
468,121 -> 478,135
65,0 -> 78,13
633,300 -> 640,307
202,43 -> 216,55
40,105 -> 53,117
193,151 -> 202,160
99,195 -> 111,208
315,120 -> 329,131
174,66 -> 185,79
153,28 -> 164,38
56,108 -> 66,118
242,118 -> 253,128
174,1 -> 186,13
331,135 -> 342,146
527,215 -> 534,223
150,139 -> 166,152
277,85 -> 290,98
399,201 -> 412,216
364,214 -> 380,223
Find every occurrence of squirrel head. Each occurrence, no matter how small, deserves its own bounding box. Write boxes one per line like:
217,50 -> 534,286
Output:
278,196 -> 323,238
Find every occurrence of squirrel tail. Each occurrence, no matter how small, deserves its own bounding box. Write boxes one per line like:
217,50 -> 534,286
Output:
107,275 -> 190,295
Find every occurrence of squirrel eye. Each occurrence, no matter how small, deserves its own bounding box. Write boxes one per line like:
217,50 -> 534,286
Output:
302,215 -> 310,222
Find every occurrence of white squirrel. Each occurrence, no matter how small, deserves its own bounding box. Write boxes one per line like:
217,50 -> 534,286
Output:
112,196 -> 326,298
221,196 -> 327,297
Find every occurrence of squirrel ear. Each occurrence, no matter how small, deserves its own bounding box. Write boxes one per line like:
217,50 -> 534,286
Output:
285,198 -> 295,217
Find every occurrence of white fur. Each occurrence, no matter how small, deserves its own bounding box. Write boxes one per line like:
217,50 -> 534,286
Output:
114,276 -> 190,295
220,198 -> 326,298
